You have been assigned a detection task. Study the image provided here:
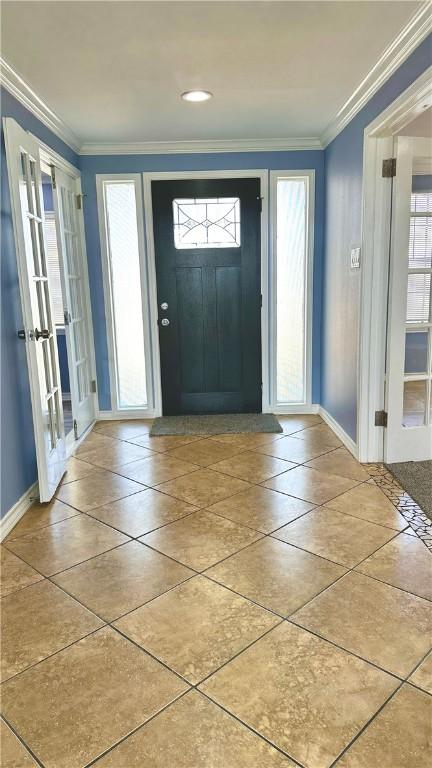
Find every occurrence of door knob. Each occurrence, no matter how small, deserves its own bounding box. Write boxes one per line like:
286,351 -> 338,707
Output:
161,302 -> 168,310
161,318 -> 170,327
34,328 -> 50,340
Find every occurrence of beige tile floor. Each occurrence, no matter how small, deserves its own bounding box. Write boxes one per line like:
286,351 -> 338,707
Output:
1,415 -> 431,768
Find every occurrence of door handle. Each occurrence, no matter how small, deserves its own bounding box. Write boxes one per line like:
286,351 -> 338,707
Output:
161,318 -> 170,327
34,328 -> 51,340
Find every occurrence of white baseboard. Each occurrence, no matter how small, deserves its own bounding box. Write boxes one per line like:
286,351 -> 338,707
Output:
318,406 -> 358,458
273,404 -> 320,415
0,481 -> 39,542
96,408 -> 158,420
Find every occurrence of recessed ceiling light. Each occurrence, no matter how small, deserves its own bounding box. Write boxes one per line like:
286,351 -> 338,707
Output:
181,90 -> 213,103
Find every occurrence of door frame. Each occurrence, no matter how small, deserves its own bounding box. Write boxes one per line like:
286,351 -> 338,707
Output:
357,65 -> 432,462
142,170 -> 270,416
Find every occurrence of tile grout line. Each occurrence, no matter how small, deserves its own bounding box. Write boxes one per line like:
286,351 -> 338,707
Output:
4,427 -> 371,545
328,680 -> 406,767
3,477 -> 428,607
197,688 -> 307,768
82,687 -> 193,768
3,480 -> 428,649
1,713 -> 46,768
3,519 -> 424,706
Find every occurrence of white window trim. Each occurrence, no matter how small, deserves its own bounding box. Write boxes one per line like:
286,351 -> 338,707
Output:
96,173 -> 154,416
269,170 -> 315,412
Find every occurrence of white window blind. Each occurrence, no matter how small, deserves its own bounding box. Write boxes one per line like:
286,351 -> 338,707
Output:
407,192 -> 432,324
44,213 -> 64,325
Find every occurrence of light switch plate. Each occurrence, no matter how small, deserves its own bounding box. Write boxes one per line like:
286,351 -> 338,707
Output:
350,247 -> 361,269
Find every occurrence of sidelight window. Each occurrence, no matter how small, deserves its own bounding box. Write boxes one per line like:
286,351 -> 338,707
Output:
272,173 -> 313,405
99,178 -> 148,409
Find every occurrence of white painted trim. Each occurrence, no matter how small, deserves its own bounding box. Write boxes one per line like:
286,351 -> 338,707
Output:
357,135 -> 393,463
75,175 -> 100,417
319,407 -> 358,459
142,169 -> 269,416
80,138 -> 322,155
0,57 -> 81,153
96,409 -> 158,420
362,67 -> 432,139
273,404 -> 319,415
39,142 -> 80,179
269,170 -> 315,412
358,68 -> 432,463
0,482 -> 39,542
96,173 -> 154,414
321,3 -> 432,147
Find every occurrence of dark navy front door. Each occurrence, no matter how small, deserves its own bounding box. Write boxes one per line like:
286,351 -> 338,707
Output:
152,178 -> 262,415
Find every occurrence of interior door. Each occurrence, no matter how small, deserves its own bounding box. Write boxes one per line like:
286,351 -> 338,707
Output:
53,167 -> 95,438
4,117 -> 66,500
385,136 -> 432,462
152,178 -> 262,415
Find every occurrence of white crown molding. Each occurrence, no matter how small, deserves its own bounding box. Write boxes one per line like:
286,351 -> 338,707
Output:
79,137 -> 323,155
0,57 -> 81,154
321,2 -> 432,148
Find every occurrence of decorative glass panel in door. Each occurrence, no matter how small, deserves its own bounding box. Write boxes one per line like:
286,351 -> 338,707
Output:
54,168 -> 95,437
4,118 -> 66,500
385,136 -> 432,462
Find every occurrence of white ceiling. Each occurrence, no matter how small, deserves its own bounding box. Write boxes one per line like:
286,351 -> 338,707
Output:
0,1 -> 425,147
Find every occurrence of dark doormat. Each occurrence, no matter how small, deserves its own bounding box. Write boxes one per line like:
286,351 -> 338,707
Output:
150,413 -> 283,437
385,461 -> 432,520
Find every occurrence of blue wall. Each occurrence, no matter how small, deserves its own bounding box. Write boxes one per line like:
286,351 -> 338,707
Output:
0,87 -> 78,518
322,35 -> 432,441
80,151 -> 325,411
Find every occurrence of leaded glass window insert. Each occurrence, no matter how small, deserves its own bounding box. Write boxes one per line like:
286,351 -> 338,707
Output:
173,197 -> 240,249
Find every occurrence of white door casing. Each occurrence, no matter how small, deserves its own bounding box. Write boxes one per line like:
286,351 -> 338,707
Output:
53,167 -> 95,437
4,117 -> 66,500
385,135 -> 432,462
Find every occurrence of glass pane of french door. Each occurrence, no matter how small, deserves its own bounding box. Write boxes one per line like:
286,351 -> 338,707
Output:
402,189 -> 432,428
21,150 -> 62,451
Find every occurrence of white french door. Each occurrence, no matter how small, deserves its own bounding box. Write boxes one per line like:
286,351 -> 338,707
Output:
4,118 -> 66,500
385,136 -> 432,462
53,168 -> 95,438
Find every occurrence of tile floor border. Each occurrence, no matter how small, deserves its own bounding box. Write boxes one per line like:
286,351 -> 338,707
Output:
365,463 -> 432,551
